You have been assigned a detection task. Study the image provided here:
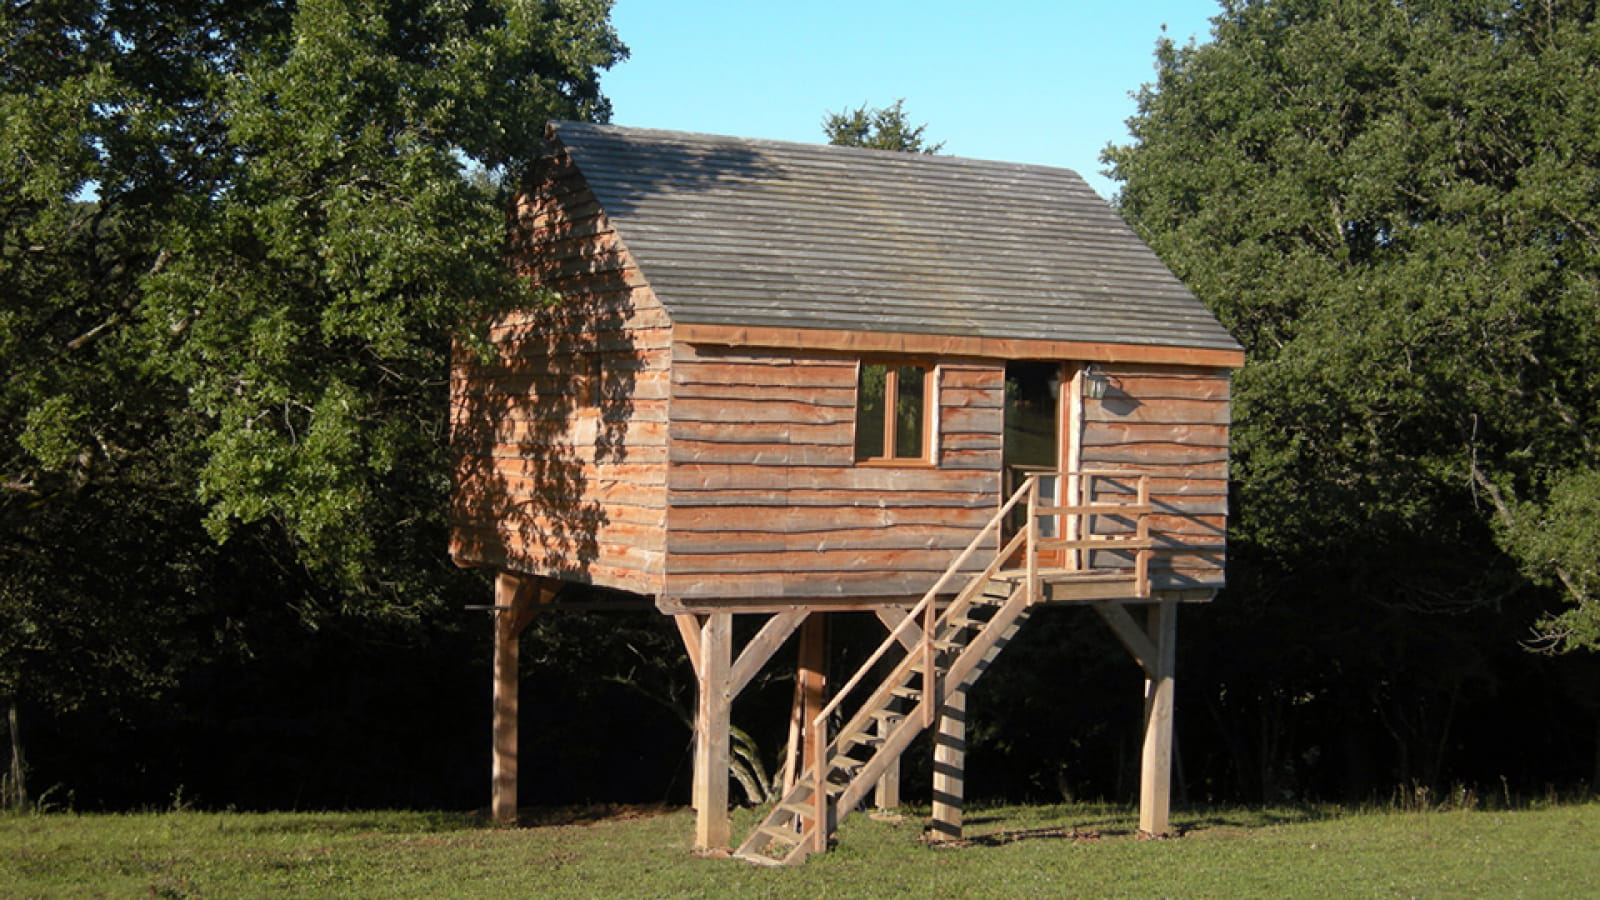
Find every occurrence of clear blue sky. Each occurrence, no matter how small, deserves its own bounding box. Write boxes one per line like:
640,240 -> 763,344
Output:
599,1 -> 1222,200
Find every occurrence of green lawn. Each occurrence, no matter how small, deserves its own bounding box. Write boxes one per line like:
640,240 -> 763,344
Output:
4,801 -> 1596,898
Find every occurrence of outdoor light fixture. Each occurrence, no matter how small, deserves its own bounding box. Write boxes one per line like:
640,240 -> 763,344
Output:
1082,365 -> 1110,400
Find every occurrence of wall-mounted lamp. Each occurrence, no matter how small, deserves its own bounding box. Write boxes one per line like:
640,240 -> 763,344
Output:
1082,365 -> 1110,400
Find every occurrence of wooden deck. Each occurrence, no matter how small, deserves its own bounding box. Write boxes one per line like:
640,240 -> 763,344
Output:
998,568 -> 1148,602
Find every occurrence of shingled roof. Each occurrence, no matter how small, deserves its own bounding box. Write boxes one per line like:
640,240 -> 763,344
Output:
550,121 -> 1240,355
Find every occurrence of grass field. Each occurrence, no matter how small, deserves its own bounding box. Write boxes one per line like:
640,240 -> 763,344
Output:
4,800 -> 1597,898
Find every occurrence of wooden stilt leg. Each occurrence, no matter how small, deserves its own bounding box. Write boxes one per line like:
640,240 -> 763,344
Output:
928,681 -> 968,842
873,711 -> 901,811
491,572 -> 544,827
693,613 -> 732,851
870,609 -> 905,811
1139,599 -> 1178,837
790,613 -> 827,826
796,614 -> 827,779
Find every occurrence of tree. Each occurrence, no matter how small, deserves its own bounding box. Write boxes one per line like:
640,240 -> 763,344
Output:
823,99 -> 944,153
2,0 -> 625,806
1104,0 -> 1600,653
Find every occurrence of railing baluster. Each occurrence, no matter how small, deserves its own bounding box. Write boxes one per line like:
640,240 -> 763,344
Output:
922,586 -> 936,728
1136,472 -> 1151,597
1026,478 -> 1038,604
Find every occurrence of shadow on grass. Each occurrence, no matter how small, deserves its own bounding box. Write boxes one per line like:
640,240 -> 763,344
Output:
926,824 -> 1110,849
227,810 -> 486,835
931,802 -> 1353,849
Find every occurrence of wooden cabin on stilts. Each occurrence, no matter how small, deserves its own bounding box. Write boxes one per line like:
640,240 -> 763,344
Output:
449,122 -> 1243,864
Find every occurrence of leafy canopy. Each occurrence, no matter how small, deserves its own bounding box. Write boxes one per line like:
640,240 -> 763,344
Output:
1,0 -> 625,714
1105,0 -> 1600,651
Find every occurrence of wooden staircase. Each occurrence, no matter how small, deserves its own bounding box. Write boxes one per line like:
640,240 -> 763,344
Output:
733,469 -> 1155,866
734,575 -> 1032,865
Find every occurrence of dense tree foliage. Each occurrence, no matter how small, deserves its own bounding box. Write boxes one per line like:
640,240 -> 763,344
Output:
823,99 -> 944,153
1098,0 -> 1600,799
1,0 -> 624,806
1106,0 -> 1600,652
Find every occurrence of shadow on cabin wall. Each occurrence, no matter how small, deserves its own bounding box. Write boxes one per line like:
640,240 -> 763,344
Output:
447,135 -> 793,806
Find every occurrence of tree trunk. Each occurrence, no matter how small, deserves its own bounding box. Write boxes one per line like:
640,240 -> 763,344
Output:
5,699 -> 26,811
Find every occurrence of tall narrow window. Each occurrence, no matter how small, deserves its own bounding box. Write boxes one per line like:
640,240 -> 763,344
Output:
855,362 -> 931,461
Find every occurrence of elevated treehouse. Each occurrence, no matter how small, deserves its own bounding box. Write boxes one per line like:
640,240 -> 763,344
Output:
451,122 -> 1242,862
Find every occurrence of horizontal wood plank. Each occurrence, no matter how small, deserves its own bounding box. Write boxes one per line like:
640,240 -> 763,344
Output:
667,503 -> 991,533
667,440 -> 852,467
1083,422 -> 1228,447
1085,398 -> 1231,425
667,464 -> 997,493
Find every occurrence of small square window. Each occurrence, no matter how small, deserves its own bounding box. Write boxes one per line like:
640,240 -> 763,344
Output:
855,361 -> 932,462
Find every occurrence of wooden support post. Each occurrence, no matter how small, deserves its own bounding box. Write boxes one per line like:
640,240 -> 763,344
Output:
1139,598 -> 1178,837
693,613 -> 733,852
870,608 -> 910,811
491,571 -> 547,827
928,680 -> 969,842
796,613 -> 827,785
874,714 -> 901,811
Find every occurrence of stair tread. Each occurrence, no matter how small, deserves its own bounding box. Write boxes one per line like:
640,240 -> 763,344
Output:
734,852 -> 788,868
756,824 -> 803,844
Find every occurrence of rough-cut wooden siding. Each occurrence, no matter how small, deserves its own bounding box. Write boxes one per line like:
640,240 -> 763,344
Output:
1079,364 -> 1229,589
662,347 -> 1004,603
450,147 -> 668,596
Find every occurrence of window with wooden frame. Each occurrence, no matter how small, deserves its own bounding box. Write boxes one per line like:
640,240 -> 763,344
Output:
854,361 -> 934,462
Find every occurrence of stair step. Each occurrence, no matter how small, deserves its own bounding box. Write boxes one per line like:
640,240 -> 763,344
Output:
838,726 -> 882,748
832,755 -> 865,770
734,852 -> 788,868
890,685 -> 921,700
778,800 -> 816,818
756,824 -> 803,845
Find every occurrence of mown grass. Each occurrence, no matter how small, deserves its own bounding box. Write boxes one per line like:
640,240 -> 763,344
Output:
3,800 -> 1596,898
